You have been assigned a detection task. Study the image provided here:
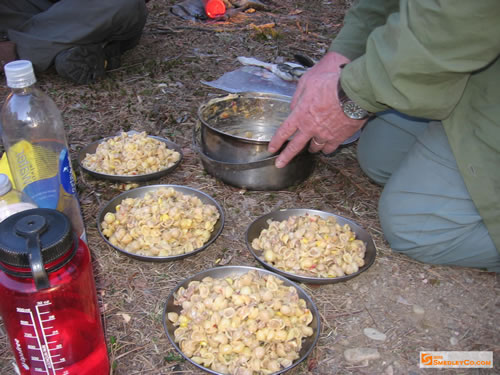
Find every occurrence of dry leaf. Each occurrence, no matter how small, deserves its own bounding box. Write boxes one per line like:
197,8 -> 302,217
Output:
117,312 -> 132,323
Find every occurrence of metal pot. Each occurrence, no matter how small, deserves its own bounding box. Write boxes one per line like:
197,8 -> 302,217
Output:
193,123 -> 315,191
198,92 -> 291,163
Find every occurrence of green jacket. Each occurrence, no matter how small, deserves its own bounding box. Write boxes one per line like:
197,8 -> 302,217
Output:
330,0 -> 500,253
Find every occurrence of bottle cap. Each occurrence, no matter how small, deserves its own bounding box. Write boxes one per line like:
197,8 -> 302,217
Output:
0,173 -> 13,196
0,209 -> 74,271
4,60 -> 37,88
204,0 -> 226,18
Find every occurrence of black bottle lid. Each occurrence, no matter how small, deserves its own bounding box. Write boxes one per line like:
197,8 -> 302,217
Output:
0,208 -> 74,289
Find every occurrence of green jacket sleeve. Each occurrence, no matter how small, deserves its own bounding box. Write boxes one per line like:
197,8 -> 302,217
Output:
340,0 -> 500,119
329,0 -> 400,60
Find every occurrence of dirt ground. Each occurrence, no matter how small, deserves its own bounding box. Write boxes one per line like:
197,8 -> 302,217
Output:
0,1 -> 499,374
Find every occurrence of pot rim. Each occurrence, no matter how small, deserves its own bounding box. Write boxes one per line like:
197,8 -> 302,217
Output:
197,92 -> 292,144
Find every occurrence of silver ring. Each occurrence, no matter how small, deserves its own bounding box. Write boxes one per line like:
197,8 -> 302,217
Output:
311,137 -> 326,147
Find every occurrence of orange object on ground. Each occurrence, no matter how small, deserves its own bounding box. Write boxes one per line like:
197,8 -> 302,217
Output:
203,0 -> 226,18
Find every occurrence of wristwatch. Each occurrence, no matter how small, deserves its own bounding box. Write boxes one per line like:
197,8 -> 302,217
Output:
337,77 -> 370,120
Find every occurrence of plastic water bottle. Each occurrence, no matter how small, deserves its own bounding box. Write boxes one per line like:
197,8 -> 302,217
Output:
0,173 -> 38,223
1,60 -> 87,242
0,209 -> 109,374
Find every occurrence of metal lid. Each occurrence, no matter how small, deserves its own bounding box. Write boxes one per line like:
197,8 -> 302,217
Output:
4,60 -> 37,88
0,209 -> 73,288
0,173 -> 13,196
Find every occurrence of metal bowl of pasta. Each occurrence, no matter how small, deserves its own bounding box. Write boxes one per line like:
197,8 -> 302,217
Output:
78,131 -> 183,182
245,208 -> 376,285
163,265 -> 321,375
198,92 -> 291,163
193,123 -> 315,191
197,91 -> 360,165
97,185 -> 224,262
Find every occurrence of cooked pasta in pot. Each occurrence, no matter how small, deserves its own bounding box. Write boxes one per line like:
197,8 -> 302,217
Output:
82,131 -> 180,175
100,187 -> 219,256
168,270 -> 314,375
251,214 -> 366,278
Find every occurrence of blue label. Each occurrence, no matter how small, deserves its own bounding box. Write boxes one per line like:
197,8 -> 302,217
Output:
59,149 -> 77,196
23,177 -> 59,209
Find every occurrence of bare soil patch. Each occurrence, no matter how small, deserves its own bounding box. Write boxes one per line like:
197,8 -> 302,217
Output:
1,1 -> 498,374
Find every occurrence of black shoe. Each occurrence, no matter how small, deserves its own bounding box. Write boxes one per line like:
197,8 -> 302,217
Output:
54,44 -> 107,84
103,41 -> 122,71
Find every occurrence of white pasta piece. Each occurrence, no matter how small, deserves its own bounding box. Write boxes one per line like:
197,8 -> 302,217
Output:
253,214 -> 367,278
100,187 -> 219,256
169,271 -> 314,375
82,131 -> 180,175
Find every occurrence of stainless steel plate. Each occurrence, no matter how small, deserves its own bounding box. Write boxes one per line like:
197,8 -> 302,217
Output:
97,185 -> 224,262
77,132 -> 183,182
163,265 -> 321,375
245,208 -> 376,284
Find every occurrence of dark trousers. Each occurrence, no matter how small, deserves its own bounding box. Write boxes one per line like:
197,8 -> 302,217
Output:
0,0 -> 147,71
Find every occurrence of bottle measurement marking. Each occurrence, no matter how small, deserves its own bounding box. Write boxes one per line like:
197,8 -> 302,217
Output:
16,302 -> 66,374
36,303 -> 57,373
17,307 -> 46,373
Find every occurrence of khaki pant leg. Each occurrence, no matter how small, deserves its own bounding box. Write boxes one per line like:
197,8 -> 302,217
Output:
358,113 -> 500,272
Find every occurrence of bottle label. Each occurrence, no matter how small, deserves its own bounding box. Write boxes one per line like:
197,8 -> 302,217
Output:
8,140 -> 87,242
8,140 -> 59,208
59,148 -> 77,196
57,148 -> 87,242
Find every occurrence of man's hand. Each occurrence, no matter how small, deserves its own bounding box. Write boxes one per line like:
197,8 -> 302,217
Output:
268,52 -> 368,168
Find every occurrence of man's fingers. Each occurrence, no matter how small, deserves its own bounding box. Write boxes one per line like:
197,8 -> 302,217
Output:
268,119 -> 298,153
308,137 -> 326,153
275,131 -> 310,168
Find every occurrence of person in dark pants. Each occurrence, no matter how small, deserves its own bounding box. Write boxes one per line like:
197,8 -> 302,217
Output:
0,0 -> 148,84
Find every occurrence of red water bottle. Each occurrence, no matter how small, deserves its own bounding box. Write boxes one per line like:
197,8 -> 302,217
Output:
203,0 -> 226,18
0,208 -> 109,375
